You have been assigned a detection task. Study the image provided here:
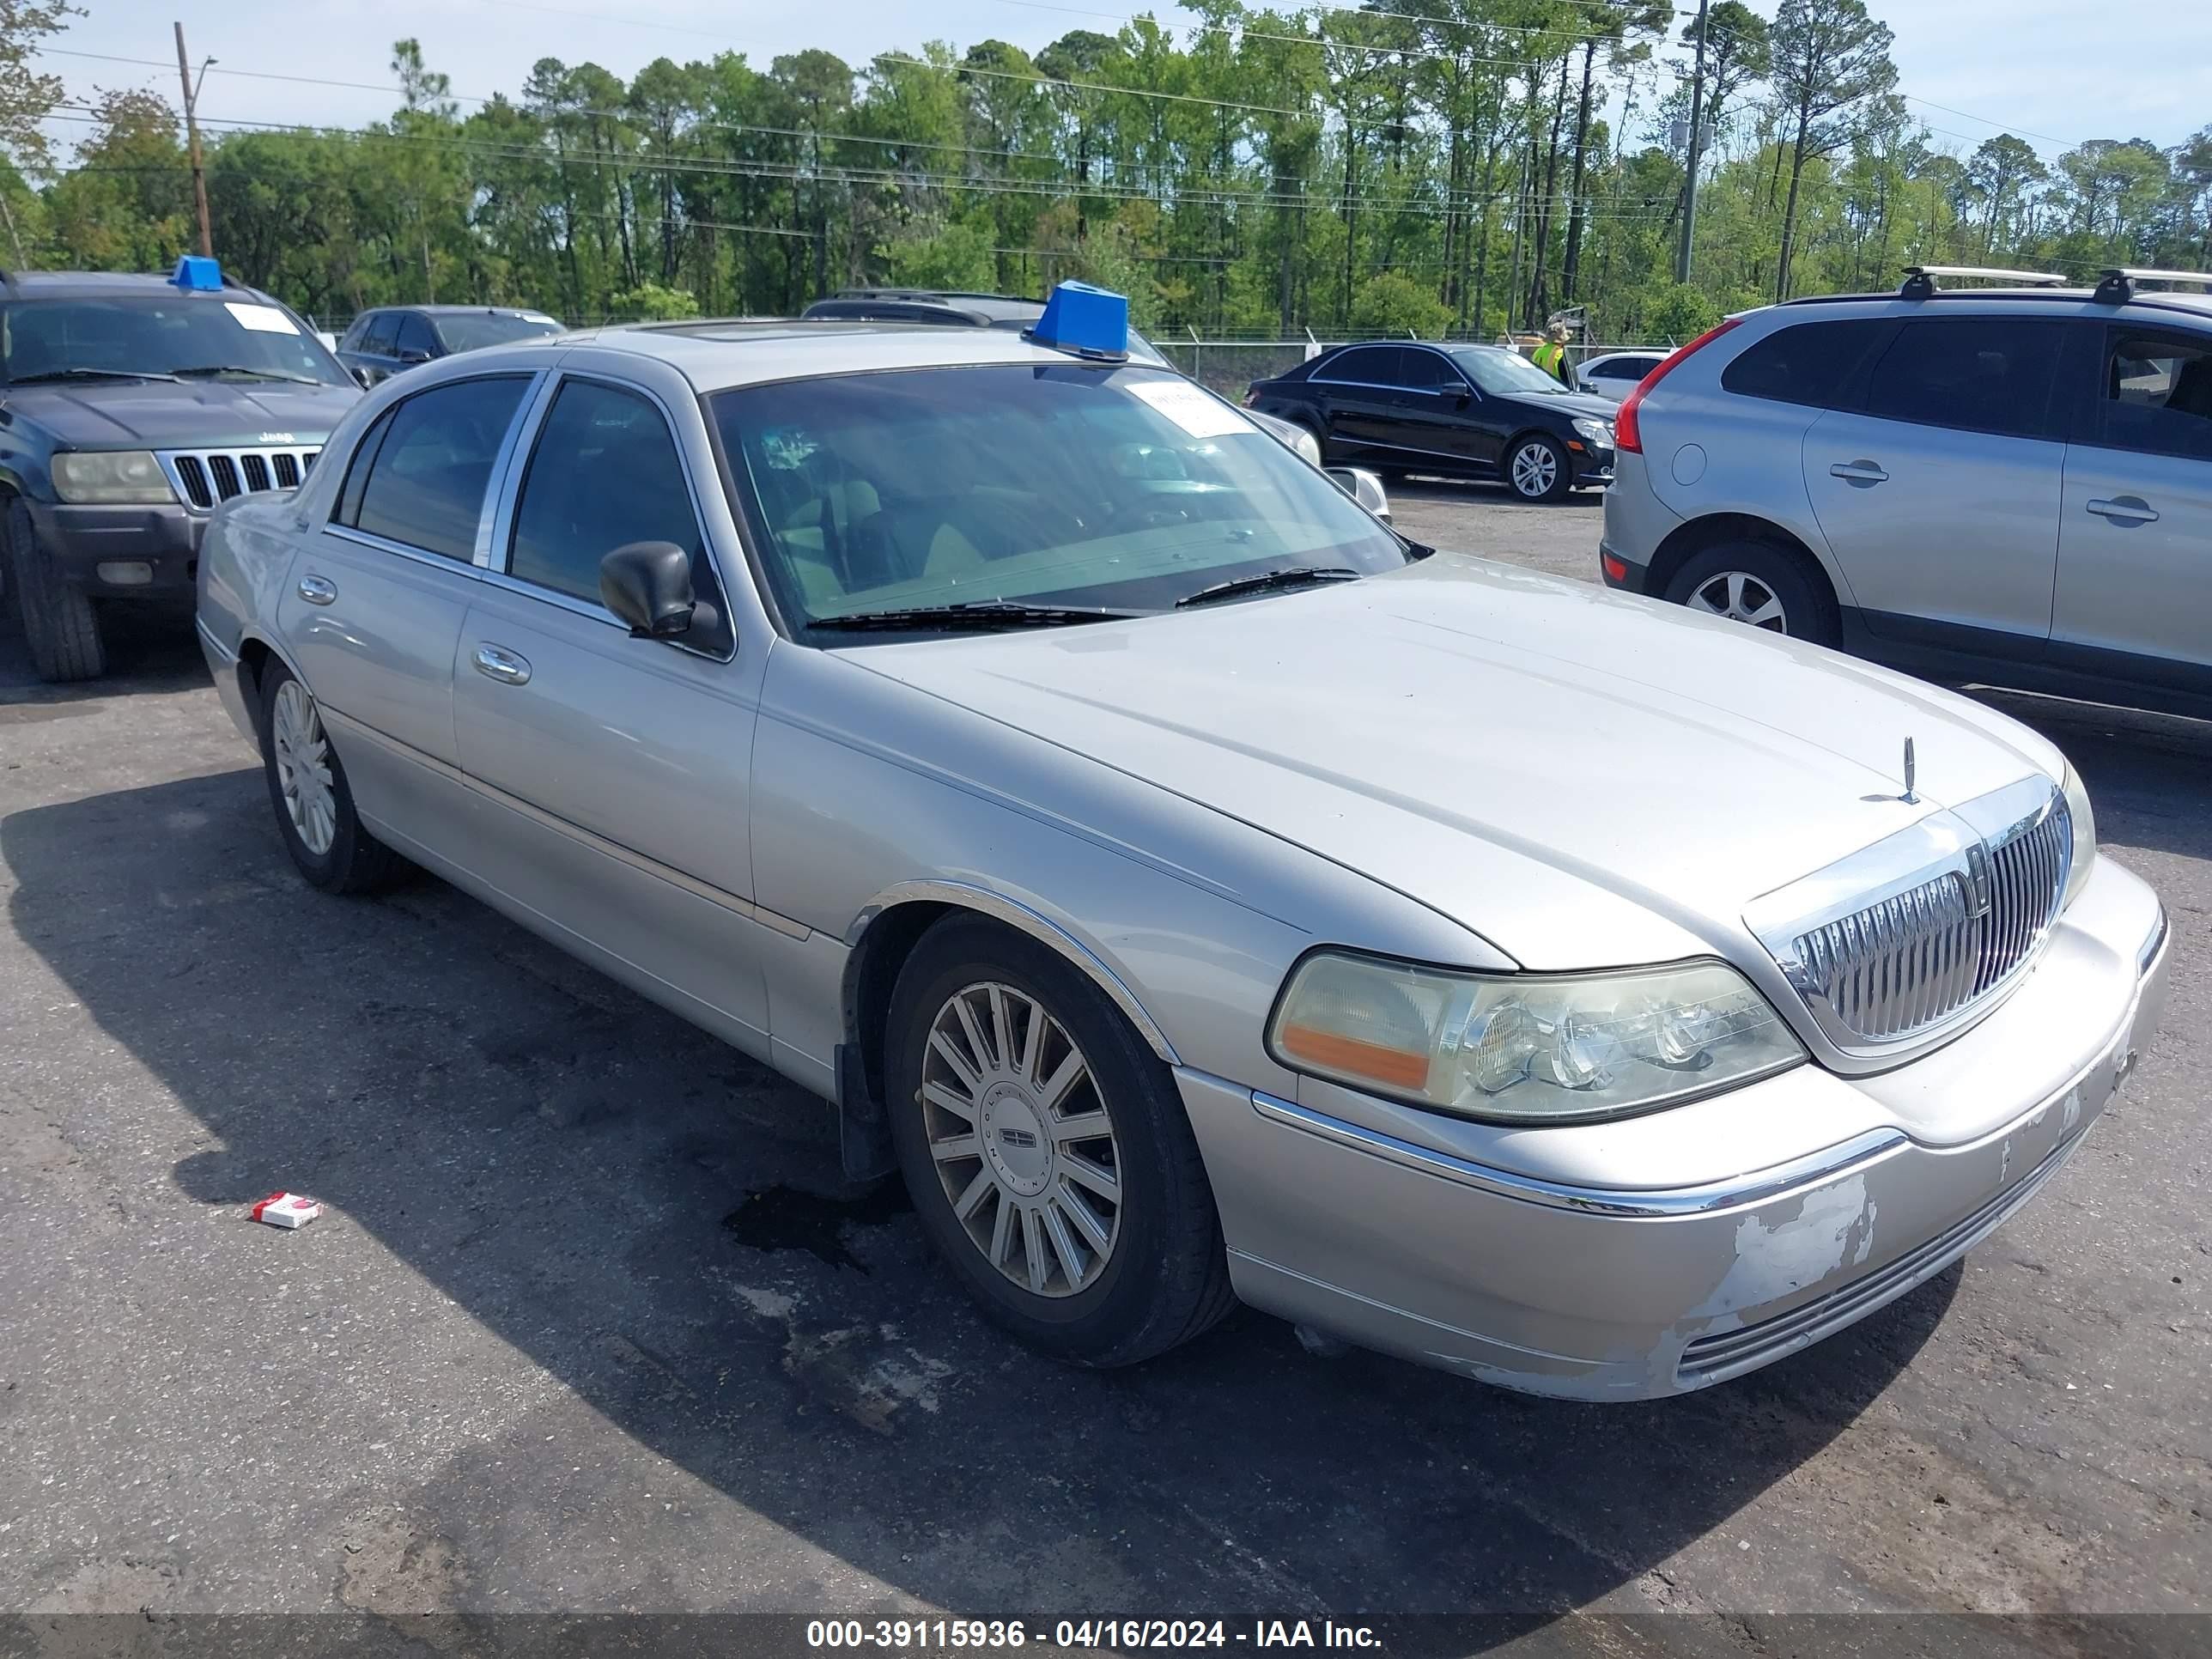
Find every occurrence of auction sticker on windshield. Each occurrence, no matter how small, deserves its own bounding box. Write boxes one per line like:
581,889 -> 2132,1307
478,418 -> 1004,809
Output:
1127,377 -> 1255,439
223,302 -> 300,334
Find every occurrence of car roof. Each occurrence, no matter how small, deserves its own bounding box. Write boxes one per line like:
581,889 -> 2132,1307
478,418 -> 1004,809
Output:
1773,286 -> 2212,325
544,318 -> 1152,393
0,268 -> 283,306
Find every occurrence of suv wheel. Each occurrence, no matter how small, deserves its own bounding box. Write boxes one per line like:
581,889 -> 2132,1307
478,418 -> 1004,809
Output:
1505,434 -> 1571,503
1664,542 -> 1839,647
886,916 -> 1235,1367
6,499 -> 106,682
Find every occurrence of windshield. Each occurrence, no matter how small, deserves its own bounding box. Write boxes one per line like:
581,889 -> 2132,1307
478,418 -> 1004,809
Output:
1449,345 -> 1571,397
0,296 -> 351,386
714,363 -> 1408,629
434,313 -> 563,353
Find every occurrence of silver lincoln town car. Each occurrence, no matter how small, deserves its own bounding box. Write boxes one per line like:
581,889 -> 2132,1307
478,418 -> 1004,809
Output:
195,288 -> 2170,1399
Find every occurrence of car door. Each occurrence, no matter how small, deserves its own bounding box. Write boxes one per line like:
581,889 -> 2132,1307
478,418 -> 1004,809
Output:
1308,345 -> 1405,461
1392,347 -> 1484,472
2051,323 -> 2212,698
1802,314 -> 2069,658
276,372 -> 537,854
451,368 -> 773,1048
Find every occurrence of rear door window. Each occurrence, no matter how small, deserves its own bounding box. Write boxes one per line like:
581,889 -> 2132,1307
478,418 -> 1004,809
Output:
1721,319 -> 1892,409
1320,346 -> 1399,386
343,375 -> 532,561
2094,329 -> 2212,460
1861,318 -> 2068,440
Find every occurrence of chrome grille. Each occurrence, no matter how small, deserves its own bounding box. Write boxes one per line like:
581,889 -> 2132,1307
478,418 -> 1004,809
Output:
1794,800 -> 2069,1042
1747,778 -> 2074,1053
158,446 -> 322,511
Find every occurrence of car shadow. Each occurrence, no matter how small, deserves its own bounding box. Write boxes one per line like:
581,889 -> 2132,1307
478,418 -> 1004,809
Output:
3,769 -> 1956,1626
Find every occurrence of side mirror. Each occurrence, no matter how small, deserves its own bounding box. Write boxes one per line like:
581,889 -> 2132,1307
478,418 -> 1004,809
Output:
600,541 -> 700,638
351,365 -> 376,389
1326,466 -> 1391,524
395,347 -> 432,365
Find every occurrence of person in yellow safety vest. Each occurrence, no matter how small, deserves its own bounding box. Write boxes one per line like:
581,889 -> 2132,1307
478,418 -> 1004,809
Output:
1532,323 -> 1571,386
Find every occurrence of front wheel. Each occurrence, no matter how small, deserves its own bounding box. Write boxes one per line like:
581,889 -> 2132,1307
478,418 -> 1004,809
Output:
6,499 -> 106,682
1505,434 -> 1571,503
886,917 -> 1234,1367
258,660 -> 404,894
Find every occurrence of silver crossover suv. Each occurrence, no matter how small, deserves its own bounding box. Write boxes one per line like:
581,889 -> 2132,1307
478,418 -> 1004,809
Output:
1601,266 -> 2212,722
196,307 -> 2167,1399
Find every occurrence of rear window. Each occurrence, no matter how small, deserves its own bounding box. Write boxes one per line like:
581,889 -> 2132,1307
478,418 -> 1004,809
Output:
1861,318 -> 2067,441
1720,319 -> 1891,409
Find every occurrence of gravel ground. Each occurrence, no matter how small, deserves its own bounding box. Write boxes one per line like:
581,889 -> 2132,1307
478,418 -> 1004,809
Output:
1,499 -> 2207,1643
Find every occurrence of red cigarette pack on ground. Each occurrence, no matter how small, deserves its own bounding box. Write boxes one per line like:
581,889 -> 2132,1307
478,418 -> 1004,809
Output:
250,1192 -> 321,1229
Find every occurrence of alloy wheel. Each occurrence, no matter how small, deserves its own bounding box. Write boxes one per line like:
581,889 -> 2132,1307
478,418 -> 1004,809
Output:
1510,441 -> 1559,499
918,981 -> 1121,1298
1686,570 -> 1790,632
271,679 -> 338,855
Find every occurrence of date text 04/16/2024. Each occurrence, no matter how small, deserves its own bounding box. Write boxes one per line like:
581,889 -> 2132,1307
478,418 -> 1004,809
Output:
804,1620 -> 1382,1650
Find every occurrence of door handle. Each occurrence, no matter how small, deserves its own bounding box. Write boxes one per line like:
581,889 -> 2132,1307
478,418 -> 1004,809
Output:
473,643 -> 532,685
1829,460 -> 1889,485
2086,495 -> 2159,525
296,574 -> 337,605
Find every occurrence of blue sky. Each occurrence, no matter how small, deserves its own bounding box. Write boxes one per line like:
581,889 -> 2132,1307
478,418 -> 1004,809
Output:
47,0 -> 2212,166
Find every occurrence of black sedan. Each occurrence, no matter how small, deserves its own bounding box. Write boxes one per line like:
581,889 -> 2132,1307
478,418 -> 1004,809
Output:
1246,341 -> 1618,501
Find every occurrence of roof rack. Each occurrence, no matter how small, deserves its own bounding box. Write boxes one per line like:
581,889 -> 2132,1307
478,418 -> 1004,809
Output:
1899,264 -> 2067,300
2093,267 -> 2212,304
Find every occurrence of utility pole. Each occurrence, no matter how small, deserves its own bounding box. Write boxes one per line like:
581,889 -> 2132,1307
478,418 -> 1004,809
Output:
1674,0 -> 1709,285
173,22 -> 213,258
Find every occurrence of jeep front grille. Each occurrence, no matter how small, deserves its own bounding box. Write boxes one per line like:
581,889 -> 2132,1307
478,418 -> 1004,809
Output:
160,446 -> 320,511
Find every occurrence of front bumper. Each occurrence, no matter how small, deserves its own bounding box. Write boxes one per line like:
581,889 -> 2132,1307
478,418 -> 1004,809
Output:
1568,441 -> 1614,487
1177,857 -> 2169,1400
27,499 -> 204,598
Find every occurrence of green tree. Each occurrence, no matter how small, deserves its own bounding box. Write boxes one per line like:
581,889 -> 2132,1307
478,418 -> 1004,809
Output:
1766,0 -> 1895,300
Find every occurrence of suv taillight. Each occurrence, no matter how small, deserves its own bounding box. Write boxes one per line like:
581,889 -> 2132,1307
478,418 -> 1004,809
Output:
1615,317 -> 1741,454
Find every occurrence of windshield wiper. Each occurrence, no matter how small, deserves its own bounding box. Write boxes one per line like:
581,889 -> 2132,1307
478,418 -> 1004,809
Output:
9,367 -> 182,385
810,599 -> 1147,632
173,365 -> 322,386
1175,566 -> 1362,609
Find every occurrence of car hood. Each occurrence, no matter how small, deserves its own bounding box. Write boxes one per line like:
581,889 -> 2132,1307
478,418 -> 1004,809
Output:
845,556 -> 2063,969
5,379 -> 360,449
1501,387 -> 1619,424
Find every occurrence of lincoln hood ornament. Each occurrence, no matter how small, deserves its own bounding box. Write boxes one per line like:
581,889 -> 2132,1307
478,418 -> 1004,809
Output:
1901,737 -> 1917,805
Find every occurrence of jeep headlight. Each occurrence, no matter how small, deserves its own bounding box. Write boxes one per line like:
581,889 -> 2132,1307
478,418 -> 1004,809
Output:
1571,416 -> 1614,447
1267,951 -> 1805,1122
52,449 -> 176,506
2061,764 -> 2096,907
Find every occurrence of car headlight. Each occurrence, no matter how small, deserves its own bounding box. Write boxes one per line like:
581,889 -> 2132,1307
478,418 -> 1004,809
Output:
1571,417 -> 1614,447
1267,951 -> 1806,1122
2061,764 -> 2096,907
52,450 -> 176,506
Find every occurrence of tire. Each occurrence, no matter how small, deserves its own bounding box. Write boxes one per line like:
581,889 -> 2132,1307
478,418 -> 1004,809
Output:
886,915 -> 1235,1367
257,659 -> 404,894
6,498 -> 106,682
1504,434 -> 1571,503
1662,541 -> 1840,647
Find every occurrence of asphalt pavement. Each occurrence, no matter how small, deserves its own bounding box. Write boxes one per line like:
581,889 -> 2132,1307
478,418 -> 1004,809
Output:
1,498 -> 2207,1644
